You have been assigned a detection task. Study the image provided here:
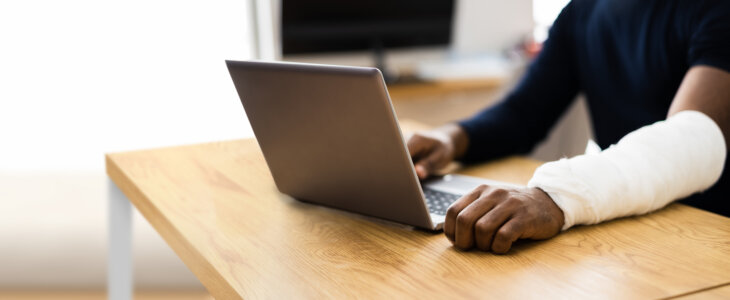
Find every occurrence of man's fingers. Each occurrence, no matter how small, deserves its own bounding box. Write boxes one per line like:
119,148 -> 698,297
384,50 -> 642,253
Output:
414,165 -> 428,179
490,217 -> 526,254
473,203 -> 514,251
445,186 -> 565,254
407,133 -> 438,179
453,188 -> 506,249
444,185 -> 488,242
406,133 -> 429,159
414,147 -> 447,179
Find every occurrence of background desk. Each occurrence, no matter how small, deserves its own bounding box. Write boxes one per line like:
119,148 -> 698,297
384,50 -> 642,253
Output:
387,79 -> 506,127
106,122 -> 730,299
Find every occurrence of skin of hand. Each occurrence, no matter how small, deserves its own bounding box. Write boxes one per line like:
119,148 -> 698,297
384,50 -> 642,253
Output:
407,124 -> 565,253
444,184 -> 564,253
407,123 -> 469,179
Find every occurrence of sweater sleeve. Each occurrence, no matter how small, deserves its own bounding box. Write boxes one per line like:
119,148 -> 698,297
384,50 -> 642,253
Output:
687,0 -> 730,73
458,2 -> 581,163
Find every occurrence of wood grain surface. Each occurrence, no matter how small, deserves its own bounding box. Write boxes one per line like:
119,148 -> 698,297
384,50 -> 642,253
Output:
387,78 -> 503,100
674,283 -> 730,300
107,126 -> 730,299
388,82 -> 505,128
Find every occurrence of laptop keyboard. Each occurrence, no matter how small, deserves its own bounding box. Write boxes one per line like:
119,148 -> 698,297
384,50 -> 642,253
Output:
423,188 -> 462,216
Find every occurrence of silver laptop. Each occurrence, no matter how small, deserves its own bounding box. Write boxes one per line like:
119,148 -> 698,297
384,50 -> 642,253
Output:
226,60 -> 518,230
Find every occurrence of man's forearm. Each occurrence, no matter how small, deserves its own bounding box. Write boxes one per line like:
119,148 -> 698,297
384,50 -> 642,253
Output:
528,111 -> 726,229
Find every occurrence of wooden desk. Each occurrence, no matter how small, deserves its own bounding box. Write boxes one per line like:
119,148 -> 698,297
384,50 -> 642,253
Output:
387,78 -> 504,100
106,129 -> 730,299
677,283 -> 730,300
386,80 -> 506,128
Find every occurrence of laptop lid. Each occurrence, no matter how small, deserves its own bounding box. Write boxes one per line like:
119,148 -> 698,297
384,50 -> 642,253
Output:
226,60 -> 433,229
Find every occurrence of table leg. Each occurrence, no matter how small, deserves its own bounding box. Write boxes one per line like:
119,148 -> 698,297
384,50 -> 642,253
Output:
108,179 -> 132,300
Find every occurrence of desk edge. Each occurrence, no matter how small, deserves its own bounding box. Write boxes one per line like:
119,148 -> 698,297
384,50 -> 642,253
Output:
105,154 -> 243,300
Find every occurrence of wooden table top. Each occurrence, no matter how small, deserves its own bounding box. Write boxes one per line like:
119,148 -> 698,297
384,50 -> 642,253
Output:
678,283 -> 730,300
386,78 -> 504,100
106,125 -> 730,299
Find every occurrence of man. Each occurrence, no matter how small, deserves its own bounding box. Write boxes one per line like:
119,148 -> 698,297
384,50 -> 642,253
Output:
408,0 -> 730,253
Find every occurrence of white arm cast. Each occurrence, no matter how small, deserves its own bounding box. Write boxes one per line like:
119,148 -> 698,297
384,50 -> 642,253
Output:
528,110 -> 726,230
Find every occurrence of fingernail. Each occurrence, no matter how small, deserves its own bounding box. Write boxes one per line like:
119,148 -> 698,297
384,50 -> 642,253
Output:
416,166 -> 425,178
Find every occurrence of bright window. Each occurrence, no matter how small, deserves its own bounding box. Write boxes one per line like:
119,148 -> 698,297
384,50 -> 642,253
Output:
0,0 -> 255,171
533,0 -> 571,42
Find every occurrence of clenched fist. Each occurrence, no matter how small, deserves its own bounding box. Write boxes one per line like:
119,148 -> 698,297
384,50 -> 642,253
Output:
444,184 -> 565,253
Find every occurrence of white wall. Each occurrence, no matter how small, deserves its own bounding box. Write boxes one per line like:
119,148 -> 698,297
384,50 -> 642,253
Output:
0,0 -> 256,172
453,0 -> 534,56
0,0 -> 256,289
533,0 -> 572,42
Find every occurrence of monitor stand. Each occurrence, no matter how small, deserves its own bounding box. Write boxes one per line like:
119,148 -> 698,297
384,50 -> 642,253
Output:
371,38 -> 399,84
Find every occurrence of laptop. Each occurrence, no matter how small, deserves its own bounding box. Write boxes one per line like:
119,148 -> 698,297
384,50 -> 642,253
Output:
226,60 -> 518,230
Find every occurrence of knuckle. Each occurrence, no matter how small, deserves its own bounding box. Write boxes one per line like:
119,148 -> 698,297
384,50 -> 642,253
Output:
475,219 -> 495,236
465,188 -> 483,199
446,204 -> 461,217
505,196 -> 524,207
496,227 -> 515,242
456,211 -> 473,227
486,187 -> 508,199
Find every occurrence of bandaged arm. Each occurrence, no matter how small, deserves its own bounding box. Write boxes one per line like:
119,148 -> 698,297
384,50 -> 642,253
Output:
527,110 -> 726,230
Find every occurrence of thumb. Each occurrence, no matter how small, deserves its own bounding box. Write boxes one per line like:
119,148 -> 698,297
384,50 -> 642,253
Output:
414,149 -> 445,179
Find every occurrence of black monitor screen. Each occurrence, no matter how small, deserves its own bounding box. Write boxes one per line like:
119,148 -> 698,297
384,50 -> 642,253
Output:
281,0 -> 455,55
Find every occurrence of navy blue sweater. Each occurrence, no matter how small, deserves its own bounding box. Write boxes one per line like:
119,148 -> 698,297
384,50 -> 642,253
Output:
459,0 -> 730,215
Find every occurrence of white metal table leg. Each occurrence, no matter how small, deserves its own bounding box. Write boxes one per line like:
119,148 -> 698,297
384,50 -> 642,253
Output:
108,179 -> 132,300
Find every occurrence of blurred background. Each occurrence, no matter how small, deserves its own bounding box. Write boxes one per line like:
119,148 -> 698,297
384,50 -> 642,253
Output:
0,0 -> 587,298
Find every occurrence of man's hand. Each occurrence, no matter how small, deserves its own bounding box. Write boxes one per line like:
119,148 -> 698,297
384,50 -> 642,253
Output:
407,123 -> 469,179
444,184 -> 564,254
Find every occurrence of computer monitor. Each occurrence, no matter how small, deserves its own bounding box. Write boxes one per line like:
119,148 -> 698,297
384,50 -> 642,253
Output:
278,0 -> 456,81
281,0 -> 454,54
